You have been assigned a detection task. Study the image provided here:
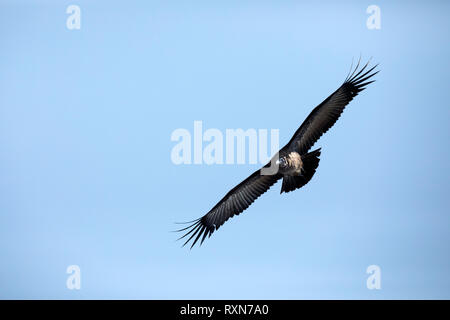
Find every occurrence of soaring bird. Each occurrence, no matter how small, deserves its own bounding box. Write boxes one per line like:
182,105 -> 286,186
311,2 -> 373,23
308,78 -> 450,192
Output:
176,59 -> 378,248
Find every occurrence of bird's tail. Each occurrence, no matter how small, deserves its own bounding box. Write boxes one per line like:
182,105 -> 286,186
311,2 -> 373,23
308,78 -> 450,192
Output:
280,148 -> 321,194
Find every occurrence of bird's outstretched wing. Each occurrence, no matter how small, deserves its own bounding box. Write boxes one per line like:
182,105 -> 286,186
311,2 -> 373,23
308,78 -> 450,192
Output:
176,168 -> 282,248
285,59 -> 379,155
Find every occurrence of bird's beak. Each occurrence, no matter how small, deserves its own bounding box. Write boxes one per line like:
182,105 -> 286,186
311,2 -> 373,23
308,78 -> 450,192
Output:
275,160 -> 280,165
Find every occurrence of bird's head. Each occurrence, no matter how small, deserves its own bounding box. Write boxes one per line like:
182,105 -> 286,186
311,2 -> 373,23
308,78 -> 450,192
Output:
276,157 -> 288,169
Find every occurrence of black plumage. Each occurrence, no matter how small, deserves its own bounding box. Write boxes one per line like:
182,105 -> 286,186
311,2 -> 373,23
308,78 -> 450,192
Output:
176,59 -> 379,248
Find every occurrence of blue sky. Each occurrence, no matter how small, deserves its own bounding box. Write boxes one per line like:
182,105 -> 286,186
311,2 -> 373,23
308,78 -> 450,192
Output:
1,0 -> 449,299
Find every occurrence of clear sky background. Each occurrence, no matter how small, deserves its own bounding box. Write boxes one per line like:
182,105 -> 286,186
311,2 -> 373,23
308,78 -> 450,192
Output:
1,0 -> 449,299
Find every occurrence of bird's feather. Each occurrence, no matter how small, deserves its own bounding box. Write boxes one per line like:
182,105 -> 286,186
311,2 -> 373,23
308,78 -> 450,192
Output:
284,59 -> 379,155
176,167 -> 281,248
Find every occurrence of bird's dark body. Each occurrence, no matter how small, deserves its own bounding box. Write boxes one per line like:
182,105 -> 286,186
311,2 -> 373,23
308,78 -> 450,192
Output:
176,59 -> 379,248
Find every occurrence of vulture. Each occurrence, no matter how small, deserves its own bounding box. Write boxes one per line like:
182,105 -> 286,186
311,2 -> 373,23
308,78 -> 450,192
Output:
176,59 -> 379,248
